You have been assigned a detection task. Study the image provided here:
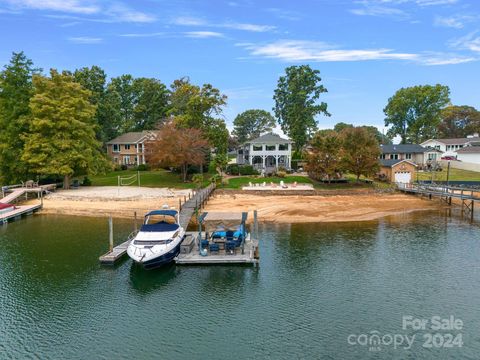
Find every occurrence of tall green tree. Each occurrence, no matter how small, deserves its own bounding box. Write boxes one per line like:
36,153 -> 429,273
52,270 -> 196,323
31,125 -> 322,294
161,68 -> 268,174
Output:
0,52 -> 40,184
232,109 -> 276,144
22,70 -> 108,189
132,77 -> 169,131
305,130 -> 343,181
437,105 -> 480,138
384,84 -> 450,144
273,65 -> 330,152
340,127 -> 380,182
108,74 -> 136,134
169,78 -> 228,153
74,66 -> 113,142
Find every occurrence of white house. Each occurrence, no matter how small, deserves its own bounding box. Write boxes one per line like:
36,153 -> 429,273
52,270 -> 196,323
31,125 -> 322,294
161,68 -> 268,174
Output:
456,146 -> 480,164
237,133 -> 293,172
421,134 -> 480,156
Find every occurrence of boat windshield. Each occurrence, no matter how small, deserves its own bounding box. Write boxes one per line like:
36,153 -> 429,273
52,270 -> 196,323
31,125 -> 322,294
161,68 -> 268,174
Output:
134,239 -> 173,245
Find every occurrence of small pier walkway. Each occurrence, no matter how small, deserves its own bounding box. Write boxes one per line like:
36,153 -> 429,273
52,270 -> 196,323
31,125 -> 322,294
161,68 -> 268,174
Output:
99,184 -> 216,264
398,183 -> 479,220
0,204 -> 42,224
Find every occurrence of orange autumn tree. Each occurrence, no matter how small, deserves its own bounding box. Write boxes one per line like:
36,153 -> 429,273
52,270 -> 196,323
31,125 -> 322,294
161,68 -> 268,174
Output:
147,121 -> 209,182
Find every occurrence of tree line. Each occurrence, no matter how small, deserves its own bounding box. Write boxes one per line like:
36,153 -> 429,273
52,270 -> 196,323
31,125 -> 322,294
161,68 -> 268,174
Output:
0,52 -> 229,186
1,50 -> 478,186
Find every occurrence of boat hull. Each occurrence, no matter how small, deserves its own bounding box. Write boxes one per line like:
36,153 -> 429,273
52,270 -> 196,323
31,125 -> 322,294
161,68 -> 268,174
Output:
134,242 -> 182,270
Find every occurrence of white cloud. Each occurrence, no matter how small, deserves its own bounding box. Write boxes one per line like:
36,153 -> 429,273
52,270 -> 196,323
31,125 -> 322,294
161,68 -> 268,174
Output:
119,32 -> 165,38
68,36 -> 102,44
434,15 -> 476,29
238,39 -> 476,65
171,16 -> 206,26
171,16 -> 275,32
183,31 -> 224,38
449,31 -> 480,52
239,40 -> 417,62
350,0 -> 459,18
2,0 -> 99,14
0,0 -> 155,23
106,3 -> 155,23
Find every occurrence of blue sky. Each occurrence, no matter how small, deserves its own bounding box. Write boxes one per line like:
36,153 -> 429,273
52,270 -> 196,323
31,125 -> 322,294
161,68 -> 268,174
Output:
0,0 -> 479,134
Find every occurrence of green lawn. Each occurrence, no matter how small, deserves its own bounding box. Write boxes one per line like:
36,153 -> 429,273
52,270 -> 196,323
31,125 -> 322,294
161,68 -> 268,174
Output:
416,168 -> 480,182
87,169 -> 209,189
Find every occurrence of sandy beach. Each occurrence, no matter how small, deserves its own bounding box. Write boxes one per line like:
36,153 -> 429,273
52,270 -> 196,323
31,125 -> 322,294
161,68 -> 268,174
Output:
33,186 -> 442,223
204,192 -> 443,223
37,186 -> 192,218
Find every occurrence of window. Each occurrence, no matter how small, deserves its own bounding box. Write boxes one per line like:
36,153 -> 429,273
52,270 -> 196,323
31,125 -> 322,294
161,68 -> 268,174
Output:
113,157 -> 118,163
125,144 -> 131,150
113,144 -> 120,152
380,154 -> 386,159
238,149 -> 243,155
253,145 -> 263,151
279,144 -> 289,151
390,154 -> 398,160
405,153 -> 412,160
428,153 -> 437,161
123,155 -> 130,165
266,145 -> 276,151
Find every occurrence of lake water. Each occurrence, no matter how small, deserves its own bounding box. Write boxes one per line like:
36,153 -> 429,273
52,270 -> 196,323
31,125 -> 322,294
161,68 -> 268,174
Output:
0,212 -> 479,359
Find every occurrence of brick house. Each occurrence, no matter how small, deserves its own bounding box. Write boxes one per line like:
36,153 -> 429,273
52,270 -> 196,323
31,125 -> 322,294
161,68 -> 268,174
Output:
106,131 -> 158,166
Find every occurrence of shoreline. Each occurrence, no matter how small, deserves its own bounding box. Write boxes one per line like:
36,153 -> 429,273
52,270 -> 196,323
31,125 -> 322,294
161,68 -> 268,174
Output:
30,187 -> 443,223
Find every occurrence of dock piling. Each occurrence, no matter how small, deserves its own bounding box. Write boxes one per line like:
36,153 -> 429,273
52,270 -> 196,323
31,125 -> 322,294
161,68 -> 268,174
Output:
109,216 -> 114,252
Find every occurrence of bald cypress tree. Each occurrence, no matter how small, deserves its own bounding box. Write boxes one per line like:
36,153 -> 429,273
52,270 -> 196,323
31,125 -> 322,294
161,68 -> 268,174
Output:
22,70 -> 108,189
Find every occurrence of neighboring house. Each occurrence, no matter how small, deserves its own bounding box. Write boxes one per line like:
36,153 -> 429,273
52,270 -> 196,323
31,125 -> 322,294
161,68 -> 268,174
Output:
421,134 -> 480,155
456,146 -> 480,164
378,159 -> 417,184
237,133 -> 293,172
106,131 -> 158,166
379,144 -> 441,167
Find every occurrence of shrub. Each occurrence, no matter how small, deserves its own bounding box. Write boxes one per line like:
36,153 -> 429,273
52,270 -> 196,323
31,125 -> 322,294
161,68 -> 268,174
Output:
136,164 -> 149,171
226,164 -> 239,175
276,171 -> 287,178
210,174 -> 222,185
278,166 -> 287,173
191,174 -> 204,189
239,165 -> 258,176
120,164 -> 128,170
82,176 -> 92,186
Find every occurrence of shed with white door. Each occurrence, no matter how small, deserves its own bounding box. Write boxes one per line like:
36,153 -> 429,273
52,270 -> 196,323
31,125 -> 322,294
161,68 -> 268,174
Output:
378,159 -> 417,184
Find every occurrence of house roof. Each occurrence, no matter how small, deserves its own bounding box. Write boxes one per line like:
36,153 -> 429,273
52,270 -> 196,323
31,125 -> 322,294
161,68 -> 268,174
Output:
380,144 -> 427,154
246,132 -> 293,144
380,159 -> 418,168
422,137 -> 480,145
456,146 -> 480,154
107,131 -> 157,144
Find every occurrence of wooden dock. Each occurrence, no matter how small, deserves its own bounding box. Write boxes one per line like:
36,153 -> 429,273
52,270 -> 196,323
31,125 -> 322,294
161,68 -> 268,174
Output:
175,232 -> 259,265
0,204 -> 42,224
1,184 -> 56,204
398,183 -> 479,220
99,184 -> 216,265
99,239 -> 131,264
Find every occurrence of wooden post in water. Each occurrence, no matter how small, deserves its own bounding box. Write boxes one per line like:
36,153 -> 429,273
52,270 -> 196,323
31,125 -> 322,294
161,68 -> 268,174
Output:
109,216 -> 114,252
179,198 -> 182,212
471,201 -> 474,222
134,211 -> 138,232
253,210 -> 258,240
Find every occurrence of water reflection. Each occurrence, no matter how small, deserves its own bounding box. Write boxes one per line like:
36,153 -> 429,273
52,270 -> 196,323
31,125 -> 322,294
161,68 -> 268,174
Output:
128,262 -> 179,294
